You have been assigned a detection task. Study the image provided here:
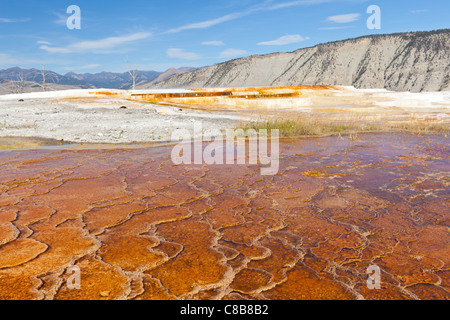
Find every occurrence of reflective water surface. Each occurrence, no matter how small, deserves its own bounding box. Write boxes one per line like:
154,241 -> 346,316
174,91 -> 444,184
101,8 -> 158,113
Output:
0,133 -> 448,300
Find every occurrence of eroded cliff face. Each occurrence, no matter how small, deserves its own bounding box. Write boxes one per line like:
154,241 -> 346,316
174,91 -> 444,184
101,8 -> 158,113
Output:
153,30 -> 450,92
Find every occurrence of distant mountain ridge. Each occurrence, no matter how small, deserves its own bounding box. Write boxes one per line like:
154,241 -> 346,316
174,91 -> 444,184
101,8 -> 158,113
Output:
152,29 -> 450,92
64,70 -> 162,89
0,66 -> 196,92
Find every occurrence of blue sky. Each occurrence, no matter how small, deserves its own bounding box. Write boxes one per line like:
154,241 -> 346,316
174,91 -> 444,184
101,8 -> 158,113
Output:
0,0 -> 448,74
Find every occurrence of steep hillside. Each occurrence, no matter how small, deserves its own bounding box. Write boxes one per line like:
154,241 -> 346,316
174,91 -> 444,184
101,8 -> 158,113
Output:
153,30 -> 450,92
136,67 -> 196,88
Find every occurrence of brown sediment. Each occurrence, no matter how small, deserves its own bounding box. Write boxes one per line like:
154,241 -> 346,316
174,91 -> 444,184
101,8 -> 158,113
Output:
0,132 -> 448,300
89,91 -> 121,96
130,86 -> 340,112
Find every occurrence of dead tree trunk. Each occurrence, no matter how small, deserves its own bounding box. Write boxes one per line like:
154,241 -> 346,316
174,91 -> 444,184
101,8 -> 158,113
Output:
8,72 -> 25,94
40,65 -> 47,91
16,72 -> 25,93
126,58 -> 138,91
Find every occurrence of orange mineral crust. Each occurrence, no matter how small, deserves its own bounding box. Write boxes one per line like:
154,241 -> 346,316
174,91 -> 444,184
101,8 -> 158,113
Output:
0,133 -> 448,300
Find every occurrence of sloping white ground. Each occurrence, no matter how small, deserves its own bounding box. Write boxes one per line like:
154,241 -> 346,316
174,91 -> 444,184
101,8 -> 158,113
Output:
0,89 -> 109,101
0,89 -> 243,143
333,86 -> 450,109
0,87 -> 448,144
0,88 -> 191,101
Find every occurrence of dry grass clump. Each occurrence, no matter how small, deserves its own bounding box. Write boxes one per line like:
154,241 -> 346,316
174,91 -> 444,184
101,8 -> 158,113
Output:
236,113 -> 449,137
237,118 -> 355,136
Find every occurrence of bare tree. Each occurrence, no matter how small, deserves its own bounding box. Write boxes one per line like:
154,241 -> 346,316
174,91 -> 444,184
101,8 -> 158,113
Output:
14,72 -> 25,93
35,64 -> 57,91
17,72 -> 25,93
39,64 -> 48,91
126,58 -> 138,91
6,72 -> 25,94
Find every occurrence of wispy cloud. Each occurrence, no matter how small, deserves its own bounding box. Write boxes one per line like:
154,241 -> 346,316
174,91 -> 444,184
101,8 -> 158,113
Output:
258,34 -> 309,46
0,53 -> 45,66
51,12 -> 67,26
320,26 -> 353,30
166,12 -> 246,34
263,0 -> 334,11
0,53 -> 65,67
0,53 -> 22,65
219,48 -> 247,58
410,9 -> 429,14
39,32 -> 151,54
167,48 -> 202,60
327,13 -> 361,23
0,17 -> 30,23
166,0 -> 338,33
37,40 -> 52,45
202,40 -> 225,46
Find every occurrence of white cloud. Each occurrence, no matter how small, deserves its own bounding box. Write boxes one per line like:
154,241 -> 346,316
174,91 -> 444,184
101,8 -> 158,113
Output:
39,32 -> 151,54
202,40 -> 225,46
167,48 -> 202,60
37,40 -> 52,45
258,34 -> 309,46
327,13 -> 361,23
220,49 -> 247,58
